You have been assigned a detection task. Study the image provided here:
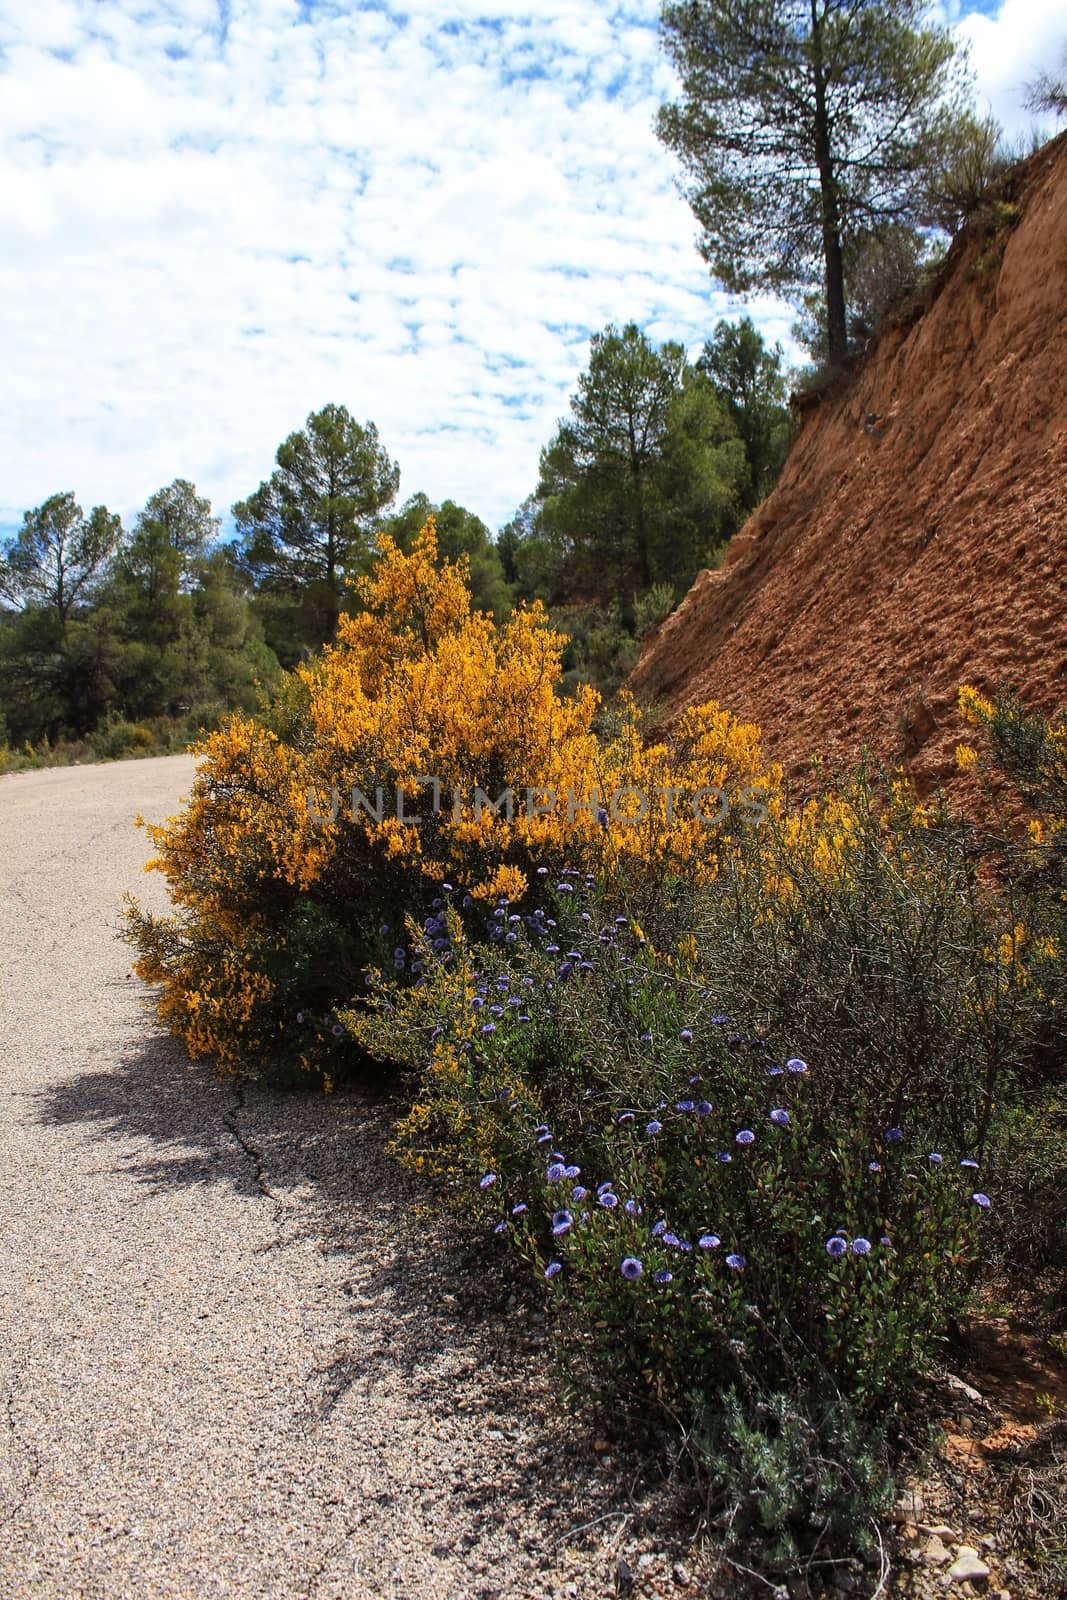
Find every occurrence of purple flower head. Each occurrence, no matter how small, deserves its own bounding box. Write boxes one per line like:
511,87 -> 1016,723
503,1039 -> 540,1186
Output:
511,1203 -> 527,1216
536,1131 -> 553,1145
695,1100 -> 713,1116
698,1234 -> 721,1250
868,1161 -> 882,1172
928,1152 -> 943,1164
851,1237 -> 872,1256
616,1112 -> 635,1125
679,1029 -> 693,1043
769,1108 -> 790,1128
624,1198 -> 641,1216
479,1173 -> 497,1190
972,1192 -> 992,1209
885,1127 -> 904,1141
544,1261 -> 562,1279
712,1015 -> 729,1025
651,1219 -> 667,1238
296,1011 -> 305,1024
598,1191 -> 619,1210
880,1235 -> 892,1245
676,1100 -> 695,1113
620,1256 -> 643,1281
564,1164 -> 581,1179
481,1023 -> 496,1034
653,1269 -> 673,1285
725,1253 -> 747,1269
662,1231 -> 683,1248
546,1162 -> 566,1183
716,1151 -> 733,1163
552,1209 -> 573,1236
826,1236 -> 848,1258
960,1158 -> 979,1170
331,1023 -> 344,1037
640,1032 -> 653,1043
470,996 -> 484,1010
572,1186 -> 588,1202
645,1119 -> 663,1136
735,1129 -> 755,1146
766,1066 -> 785,1076
786,1057 -> 808,1074
493,1220 -> 507,1235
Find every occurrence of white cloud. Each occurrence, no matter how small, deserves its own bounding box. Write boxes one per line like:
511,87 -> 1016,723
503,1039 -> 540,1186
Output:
0,0 -> 1062,536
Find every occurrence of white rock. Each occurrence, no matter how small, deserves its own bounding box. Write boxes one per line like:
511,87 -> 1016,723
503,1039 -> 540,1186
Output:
949,1547 -> 991,1585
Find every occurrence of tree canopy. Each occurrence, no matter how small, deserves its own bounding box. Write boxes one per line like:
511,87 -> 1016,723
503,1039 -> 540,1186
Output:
0,492 -> 121,626
657,0 -> 970,365
535,323 -> 747,602
234,403 -> 399,657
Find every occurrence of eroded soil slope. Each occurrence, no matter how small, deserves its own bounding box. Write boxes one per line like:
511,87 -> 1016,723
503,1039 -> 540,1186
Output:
631,134 -> 1067,790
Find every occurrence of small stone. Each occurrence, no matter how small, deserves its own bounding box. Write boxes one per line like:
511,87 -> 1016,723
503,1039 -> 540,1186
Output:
672,1563 -> 691,1587
920,1524 -> 961,1541
979,1535 -> 997,1552
946,1374 -> 984,1404
924,1535 -> 952,1566
949,1548 -> 991,1586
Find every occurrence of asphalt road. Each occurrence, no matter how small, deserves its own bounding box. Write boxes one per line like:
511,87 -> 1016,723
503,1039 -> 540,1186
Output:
0,755 -> 630,1600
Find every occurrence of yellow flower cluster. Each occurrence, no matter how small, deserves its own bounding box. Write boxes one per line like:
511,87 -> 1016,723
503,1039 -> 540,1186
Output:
126,520 -> 780,1074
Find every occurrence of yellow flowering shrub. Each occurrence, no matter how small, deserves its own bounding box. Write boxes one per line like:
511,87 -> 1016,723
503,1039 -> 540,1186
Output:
126,520 -> 780,1079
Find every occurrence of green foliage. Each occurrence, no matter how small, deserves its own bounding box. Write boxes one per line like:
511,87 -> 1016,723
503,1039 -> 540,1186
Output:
0,481 -> 279,746
633,583 -> 677,640
657,0 -> 971,365
698,318 -> 792,506
234,402 -> 400,659
535,323 -> 747,603
0,492 -> 121,625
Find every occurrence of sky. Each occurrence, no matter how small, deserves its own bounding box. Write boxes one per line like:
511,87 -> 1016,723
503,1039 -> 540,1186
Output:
1,0 -> 1063,538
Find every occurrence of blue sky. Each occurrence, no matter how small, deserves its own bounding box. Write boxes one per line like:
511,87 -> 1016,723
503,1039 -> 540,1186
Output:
0,0 -> 1063,538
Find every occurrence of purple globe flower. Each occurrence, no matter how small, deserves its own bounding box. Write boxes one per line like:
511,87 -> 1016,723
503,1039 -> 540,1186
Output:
679,1029 -> 693,1043
624,1198 -> 641,1216
598,1191 -> 619,1210
653,1269 -> 673,1285
470,997 -> 484,1010
972,1192 -> 992,1208
481,1023 -> 496,1034
695,1100 -> 713,1116
552,1209 -> 573,1236
572,1186 -> 588,1202
662,1231 -> 683,1248
885,1127 -> 904,1141
960,1158 -> 979,1170
711,1014 -> 729,1025
511,1203 -> 527,1216
564,1164 -> 581,1179
676,1100 -> 695,1113
479,1173 -> 497,1189
546,1162 -> 566,1183
640,1032 -> 653,1043
544,1261 -> 562,1279
536,1131 -> 553,1145
645,1119 -> 663,1136
928,1152 -> 943,1164
766,1066 -> 785,1077
620,1257 -> 643,1281
493,1220 -> 507,1234
716,1151 -> 733,1163
735,1129 -> 755,1146
826,1236 -> 848,1258
769,1108 -> 790,1127
617,1112 -> 635,1124
785,1057 -> 808,1073
697,1234 -> 721,1250
725,1253 -> 746,1269
851,1237 -> 872,1256
868,1161 -> 882,1172
651,1219 -> 667,1238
